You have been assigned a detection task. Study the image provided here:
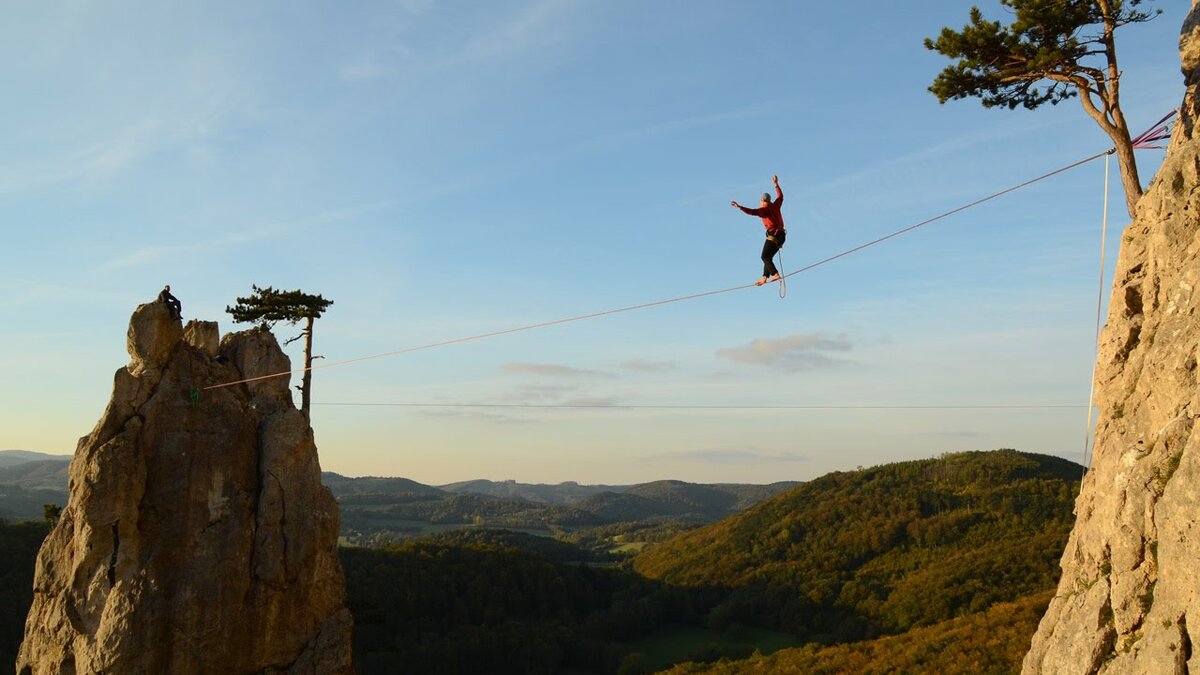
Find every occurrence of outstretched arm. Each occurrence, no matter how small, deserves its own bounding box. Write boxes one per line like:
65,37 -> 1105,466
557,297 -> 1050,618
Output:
731,200 -> 763,216
773,175 -> 782,206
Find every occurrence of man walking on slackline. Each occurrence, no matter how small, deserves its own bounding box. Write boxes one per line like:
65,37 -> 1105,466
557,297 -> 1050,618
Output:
731,175 -> 786,286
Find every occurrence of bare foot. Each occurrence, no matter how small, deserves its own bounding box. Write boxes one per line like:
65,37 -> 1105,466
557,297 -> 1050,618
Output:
754,277 -> 767,286
766,273 -> 781,283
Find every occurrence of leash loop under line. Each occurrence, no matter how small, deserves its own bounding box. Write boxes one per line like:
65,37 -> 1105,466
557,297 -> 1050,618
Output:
776,246 -> 787,299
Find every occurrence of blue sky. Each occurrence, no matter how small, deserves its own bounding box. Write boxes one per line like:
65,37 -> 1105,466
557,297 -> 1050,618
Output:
0,1 -> 1190,484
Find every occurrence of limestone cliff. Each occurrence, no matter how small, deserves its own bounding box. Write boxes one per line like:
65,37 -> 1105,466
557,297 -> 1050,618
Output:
1023,5 -> 1200,674
16,302 -> 354,674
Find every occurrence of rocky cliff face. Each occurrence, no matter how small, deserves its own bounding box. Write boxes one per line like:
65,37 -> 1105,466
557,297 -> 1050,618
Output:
1023,6 -> 1200,674
16,302 -> 353,675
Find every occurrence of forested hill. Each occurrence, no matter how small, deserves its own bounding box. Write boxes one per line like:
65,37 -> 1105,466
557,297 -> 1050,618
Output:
437,478 -> 800,511
633,450 -> 1081,640
0,451 -> 70,468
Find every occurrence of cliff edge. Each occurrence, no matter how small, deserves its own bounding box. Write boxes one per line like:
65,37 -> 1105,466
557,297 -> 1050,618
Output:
16,302 -> 353,674
1023,4 -> 1200,674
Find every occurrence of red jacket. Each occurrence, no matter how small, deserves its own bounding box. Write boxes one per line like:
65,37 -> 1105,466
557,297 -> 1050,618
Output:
736,185 -> 784,234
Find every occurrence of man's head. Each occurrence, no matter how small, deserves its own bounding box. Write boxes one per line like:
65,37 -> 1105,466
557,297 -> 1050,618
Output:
760,193 -> 771,207
164,285 -> 170,292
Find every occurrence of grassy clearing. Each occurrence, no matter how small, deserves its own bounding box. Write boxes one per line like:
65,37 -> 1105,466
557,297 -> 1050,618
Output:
611,542 -> 649,554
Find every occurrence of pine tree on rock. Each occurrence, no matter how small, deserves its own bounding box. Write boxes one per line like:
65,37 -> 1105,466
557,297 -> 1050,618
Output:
226,285 -> 333,418
926,0 -> 1161,218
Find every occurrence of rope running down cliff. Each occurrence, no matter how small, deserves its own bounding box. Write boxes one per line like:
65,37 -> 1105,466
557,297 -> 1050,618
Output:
204,148 -> 1115,392
1082,153 -> 1112,472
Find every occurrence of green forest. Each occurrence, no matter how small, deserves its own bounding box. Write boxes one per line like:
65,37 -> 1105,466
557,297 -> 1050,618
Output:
0,521 -> 48,668
2,450 -> 1081,673
343,450 -> 1083,672
634,451 -> 1078,643
662,592 -> 1054,674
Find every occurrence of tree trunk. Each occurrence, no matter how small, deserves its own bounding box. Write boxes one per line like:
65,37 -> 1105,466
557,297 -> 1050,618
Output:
1110,133 -> 1144,218
1075,86 -> 1144,219
301,316 -> 314,419
1079,2 -> 1143,219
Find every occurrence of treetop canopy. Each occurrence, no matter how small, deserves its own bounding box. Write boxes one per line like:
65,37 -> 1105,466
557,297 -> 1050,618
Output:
226,285 -> 334,327
925,0 -> 1159,110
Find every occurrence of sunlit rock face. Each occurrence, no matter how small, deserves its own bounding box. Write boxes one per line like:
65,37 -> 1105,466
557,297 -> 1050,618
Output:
1023,5 -> 1200,674
17,300 -> 353,675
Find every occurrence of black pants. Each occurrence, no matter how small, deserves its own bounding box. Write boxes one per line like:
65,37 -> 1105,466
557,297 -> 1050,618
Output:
761,229 -> 786,277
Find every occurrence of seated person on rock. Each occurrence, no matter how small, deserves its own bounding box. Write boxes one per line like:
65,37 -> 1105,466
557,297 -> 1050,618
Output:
159,284 -> 182,319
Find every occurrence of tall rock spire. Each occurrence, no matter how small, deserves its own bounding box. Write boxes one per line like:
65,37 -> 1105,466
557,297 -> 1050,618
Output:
17,301 -> 353,674
1023,6 -> 1200,674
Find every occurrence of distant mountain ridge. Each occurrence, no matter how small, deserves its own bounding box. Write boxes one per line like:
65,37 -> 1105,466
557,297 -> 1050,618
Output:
0,461 -> 72,491
320,473 -> 801,541
1,462 -> 796,529
321,473 -> 445,498
435,478 -> 801,508
0,451 -> 71,468
437,478 -> 626,505
0,458 -> 71,521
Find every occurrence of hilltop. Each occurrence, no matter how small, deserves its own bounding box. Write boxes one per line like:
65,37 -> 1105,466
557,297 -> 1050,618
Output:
323,473 -> 799,545
438,478 -> 625,504
0,460 -> 70,490
0,460 -> 70,521
322,472 -> 446,498
435,478 -> 798,511
0,461 -> 795,537
634,450 -> 1081,641
0,451 -> 70,468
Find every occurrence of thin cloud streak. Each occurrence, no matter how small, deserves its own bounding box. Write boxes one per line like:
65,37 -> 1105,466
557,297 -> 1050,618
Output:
716,332 -> 854,372
0,80 -> 246,195
620,359 -> 678,373
500,362 -> 607,378
98,201 -> 390,270
340,0 -> 579,81
572,104 -> 782,154
652,449 -> 810,465
497,383 -> 580,402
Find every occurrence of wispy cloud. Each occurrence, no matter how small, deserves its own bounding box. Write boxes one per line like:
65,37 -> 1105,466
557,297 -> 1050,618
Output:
443,0 -> 574,70
653,449 -> 810,465
716,332 -> 854,372
0,279 -> 134,312
926,430 -> 984,438
498,383 -> 580,402
99,201 -> 389,270
405,386 -> 623,423
491,383 -> 624,408
0,64 -> 251,196
413,408 -> 531,425
500,362 -> 607,378
340,0 -> 579,81
562,396 -> 621,407
620,359 -> 678,373
800,116 -> 1070,201
572,104 -> 780,154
